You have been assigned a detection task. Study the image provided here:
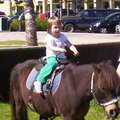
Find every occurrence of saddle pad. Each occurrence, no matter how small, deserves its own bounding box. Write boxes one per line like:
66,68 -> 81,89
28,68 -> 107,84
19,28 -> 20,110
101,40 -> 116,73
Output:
26,67 -> 62,95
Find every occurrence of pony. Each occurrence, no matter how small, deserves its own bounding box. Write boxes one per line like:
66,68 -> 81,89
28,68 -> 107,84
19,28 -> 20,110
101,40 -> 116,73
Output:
9,59 -> 120,120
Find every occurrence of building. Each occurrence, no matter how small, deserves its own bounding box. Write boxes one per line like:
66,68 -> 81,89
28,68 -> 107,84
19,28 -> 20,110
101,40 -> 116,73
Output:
0,0 -> 120,16
83,0 -> 120,9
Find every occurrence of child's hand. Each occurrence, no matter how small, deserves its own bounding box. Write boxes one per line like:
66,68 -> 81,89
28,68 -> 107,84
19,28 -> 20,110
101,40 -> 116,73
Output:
73,51 -> 79,56
60,48 -> 67,53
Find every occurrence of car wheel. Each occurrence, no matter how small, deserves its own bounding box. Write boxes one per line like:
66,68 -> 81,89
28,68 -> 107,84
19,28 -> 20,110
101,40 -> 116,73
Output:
64,24 -> 75,32
99,27 -> 108,33
108,28 -> 115,33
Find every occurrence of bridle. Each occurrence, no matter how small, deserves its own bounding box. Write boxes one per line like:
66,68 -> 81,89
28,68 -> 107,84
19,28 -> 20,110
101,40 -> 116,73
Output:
90,72 -> 120,106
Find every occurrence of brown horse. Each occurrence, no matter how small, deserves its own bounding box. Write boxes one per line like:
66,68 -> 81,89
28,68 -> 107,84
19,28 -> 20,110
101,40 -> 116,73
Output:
9,59 -> 120,120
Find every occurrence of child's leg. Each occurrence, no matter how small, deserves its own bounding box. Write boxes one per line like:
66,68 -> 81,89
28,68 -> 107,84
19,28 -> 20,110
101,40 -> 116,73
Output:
34,57 -> 57,93
36,57 -> 57,83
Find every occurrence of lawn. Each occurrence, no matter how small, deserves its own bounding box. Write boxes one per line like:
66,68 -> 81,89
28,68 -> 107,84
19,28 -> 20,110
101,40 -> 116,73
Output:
0,40 -> 44,48
0,41 -> 120,120
1,100 -> 120,120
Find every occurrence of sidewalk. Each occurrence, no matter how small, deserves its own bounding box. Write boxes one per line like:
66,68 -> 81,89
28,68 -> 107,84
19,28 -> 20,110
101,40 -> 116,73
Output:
0,31 -> 120,45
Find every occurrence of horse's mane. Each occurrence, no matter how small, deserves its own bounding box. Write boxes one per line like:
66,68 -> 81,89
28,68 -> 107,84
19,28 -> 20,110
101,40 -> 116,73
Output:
97,61 -> 119,91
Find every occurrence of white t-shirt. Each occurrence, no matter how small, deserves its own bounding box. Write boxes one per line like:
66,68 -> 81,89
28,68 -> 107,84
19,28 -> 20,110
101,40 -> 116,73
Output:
45,33 -> 68,58
118,56 -> 120,62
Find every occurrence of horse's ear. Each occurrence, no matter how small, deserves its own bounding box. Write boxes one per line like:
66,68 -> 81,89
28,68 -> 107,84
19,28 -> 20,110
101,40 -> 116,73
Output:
92,63 -> 101,73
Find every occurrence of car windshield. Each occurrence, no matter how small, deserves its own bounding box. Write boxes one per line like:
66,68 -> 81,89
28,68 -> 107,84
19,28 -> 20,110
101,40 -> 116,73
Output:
75,10 -> 84,17
105,13 -> 120,20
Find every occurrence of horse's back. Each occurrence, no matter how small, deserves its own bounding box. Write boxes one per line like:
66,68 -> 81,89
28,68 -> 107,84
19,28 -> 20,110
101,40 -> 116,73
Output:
10,59 -> 41,87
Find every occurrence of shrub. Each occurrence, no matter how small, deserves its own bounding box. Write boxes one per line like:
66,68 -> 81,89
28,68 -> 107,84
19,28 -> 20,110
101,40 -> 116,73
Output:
9,18 -> 48,31
9,19 -> 25,31
36,18 -> 48,31
9,19 -> 19,31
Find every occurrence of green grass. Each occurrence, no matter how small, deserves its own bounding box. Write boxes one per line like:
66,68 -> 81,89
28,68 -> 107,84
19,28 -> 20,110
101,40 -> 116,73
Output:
0,101 -> 60,120
1,100 -> 120,120
0,40 -> 120,119
0,102 -> 11,120
0,40 -> 44,48
0,41 -> 26,45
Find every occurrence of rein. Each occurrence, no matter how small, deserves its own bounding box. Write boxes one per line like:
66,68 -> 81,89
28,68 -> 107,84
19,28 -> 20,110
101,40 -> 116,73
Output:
90,72 -> 120,106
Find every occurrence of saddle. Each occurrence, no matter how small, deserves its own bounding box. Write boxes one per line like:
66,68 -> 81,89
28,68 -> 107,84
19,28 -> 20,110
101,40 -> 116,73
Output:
36,56 -> 70,91
27,57 -> 70,113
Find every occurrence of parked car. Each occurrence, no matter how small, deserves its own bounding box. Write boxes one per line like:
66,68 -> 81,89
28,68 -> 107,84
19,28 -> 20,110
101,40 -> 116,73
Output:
0,11 -> 5,15
60,9 -> 120,32
38,11 -> 50,18
0,15 -> 10,19
37,9 -> 77,18
89,12 -> 120,33
6,12 -> 24,29
0,15 -> 10,30
7,12 -> 38,27
8,12 -> 24,22
0,11 -> 10,19
8,12 -> 38,23
116,24 -> 120,33
0,13 -> 11,30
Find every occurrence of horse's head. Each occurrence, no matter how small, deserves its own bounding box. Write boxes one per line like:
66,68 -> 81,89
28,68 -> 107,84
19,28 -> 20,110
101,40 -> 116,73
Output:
92,60 -> 120,119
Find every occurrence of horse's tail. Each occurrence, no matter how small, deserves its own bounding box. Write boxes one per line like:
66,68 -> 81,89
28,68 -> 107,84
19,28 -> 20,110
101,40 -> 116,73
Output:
9,65 -> 28,120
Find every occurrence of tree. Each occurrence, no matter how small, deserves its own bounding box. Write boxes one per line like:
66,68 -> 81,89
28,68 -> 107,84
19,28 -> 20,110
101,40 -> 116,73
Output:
0,0 -> 4,4
23,0 -> 38,46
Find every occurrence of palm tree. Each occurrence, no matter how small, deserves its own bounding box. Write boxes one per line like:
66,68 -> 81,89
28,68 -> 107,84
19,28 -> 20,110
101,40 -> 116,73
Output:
0,0 -> 4,4
23,0 -> 38,46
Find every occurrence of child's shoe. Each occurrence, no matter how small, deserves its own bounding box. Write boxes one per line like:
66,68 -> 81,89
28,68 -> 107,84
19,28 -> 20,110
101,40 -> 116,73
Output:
34,81 -> 42,94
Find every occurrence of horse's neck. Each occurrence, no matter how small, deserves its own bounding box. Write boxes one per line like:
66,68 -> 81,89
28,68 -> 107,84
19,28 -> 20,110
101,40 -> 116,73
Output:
65,64 -> 93,99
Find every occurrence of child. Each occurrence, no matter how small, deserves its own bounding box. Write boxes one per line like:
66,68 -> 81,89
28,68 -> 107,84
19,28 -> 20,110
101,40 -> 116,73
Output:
34,16 -> 79,93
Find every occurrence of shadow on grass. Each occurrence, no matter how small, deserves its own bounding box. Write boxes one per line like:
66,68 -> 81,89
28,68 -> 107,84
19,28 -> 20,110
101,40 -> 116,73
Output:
0,95 -> 8,103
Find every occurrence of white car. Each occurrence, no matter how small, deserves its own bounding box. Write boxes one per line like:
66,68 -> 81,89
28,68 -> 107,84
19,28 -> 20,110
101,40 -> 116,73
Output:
116,24 -> 120,33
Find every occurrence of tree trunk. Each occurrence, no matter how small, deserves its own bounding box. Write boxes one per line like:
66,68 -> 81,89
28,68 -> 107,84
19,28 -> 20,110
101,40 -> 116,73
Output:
23,0 -> 38,46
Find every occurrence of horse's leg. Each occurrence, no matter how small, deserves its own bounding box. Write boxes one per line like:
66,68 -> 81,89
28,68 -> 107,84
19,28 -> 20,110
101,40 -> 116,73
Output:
63,116 -> 73,120
9,69 -> 28,120
14,93 -> 28,120
39,115 -> 49,120
10,85 -> 28,120
81,118 -> 85,120
64,117 -> 85,120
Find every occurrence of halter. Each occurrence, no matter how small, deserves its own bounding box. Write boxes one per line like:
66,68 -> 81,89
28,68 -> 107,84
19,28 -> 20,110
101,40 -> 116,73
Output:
91,72 -> 120,106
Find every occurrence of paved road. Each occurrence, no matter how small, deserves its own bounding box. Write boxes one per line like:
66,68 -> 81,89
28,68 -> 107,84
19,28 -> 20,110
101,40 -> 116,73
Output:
0,31 -> 120,45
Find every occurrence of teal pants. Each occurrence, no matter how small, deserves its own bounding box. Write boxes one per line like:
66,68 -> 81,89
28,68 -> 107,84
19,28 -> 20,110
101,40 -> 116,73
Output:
36,57 -> 57,83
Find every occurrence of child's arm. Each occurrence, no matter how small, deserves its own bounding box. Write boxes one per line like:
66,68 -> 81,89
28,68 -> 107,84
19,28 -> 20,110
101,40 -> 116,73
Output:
65,40 -> 79,56
69,45 -> 79,56
117,63 -> 120,78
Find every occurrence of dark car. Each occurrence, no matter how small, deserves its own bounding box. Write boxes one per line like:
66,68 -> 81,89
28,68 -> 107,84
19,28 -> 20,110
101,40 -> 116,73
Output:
0,11 -> 5,15
89,12 -> 120,33
0,11 -> 10,20
60,9 -> 120,32
8,12 -> 24,22
8,12 -> 38,26
7,12 -> 24,28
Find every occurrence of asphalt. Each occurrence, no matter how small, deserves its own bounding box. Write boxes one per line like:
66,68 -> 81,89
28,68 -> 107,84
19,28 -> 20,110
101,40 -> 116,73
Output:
0,31 -> 120,46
